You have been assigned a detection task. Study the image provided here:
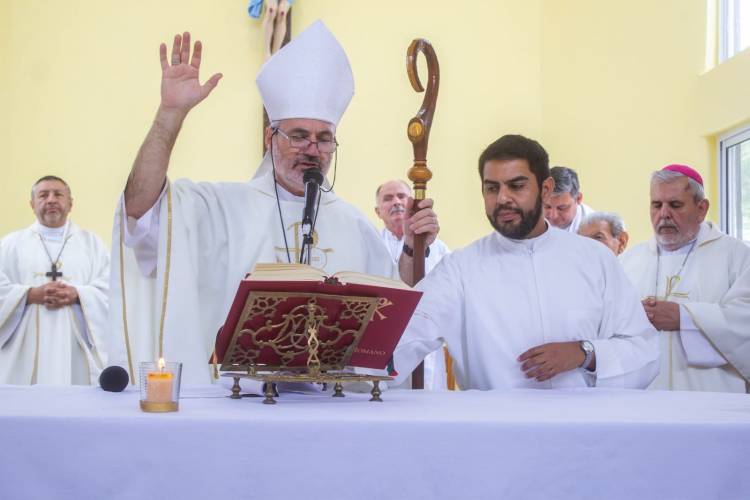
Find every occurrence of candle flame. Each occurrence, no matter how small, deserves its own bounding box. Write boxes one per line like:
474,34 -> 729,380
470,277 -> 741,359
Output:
158,357 -> 165,371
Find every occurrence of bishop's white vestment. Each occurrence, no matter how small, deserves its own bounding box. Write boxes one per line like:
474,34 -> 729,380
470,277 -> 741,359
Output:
392,226 -> 660,390
109,162 -> 397,384
620,222 -> 750,393
0,222 -> 108,385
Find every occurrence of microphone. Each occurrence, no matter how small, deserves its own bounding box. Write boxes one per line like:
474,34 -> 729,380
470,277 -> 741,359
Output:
302,168 -> 324,227
99,366 -> 130,392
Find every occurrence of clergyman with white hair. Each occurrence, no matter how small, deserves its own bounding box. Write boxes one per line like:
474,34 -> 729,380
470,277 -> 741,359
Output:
374,179 -> 450,273
577,211 -> 629,255
620,164 -> 750,393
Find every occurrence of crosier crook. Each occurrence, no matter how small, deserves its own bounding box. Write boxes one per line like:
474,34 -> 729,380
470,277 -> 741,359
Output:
406,38 -> 439,389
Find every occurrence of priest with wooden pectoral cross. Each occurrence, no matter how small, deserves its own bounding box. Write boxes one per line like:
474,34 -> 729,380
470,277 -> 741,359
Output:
111,21 -> 439,384
0,176 -> 109,385
621,165 -> 750,393
391,135 -> 660,391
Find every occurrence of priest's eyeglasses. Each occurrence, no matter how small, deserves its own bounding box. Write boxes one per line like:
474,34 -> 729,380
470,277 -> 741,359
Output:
273,128 -> 338,154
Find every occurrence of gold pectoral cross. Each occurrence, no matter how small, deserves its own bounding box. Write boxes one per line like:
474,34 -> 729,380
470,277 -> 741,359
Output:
661,275 -> 690,300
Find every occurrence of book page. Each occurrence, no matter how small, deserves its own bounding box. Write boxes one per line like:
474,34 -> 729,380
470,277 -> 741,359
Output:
247,263 -> 409,290
331,271 -> 409,290
246,263 -> 326,282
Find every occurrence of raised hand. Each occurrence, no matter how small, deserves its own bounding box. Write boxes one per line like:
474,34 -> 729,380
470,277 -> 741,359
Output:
125,31 -> 223,218
159,32 -> 222,115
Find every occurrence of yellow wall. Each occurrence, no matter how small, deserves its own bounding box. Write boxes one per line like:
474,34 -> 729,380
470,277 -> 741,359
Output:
541,0 -> 715,244
0,0 -> 542,249
697,46 -> 750,137
2,0 -> 750,249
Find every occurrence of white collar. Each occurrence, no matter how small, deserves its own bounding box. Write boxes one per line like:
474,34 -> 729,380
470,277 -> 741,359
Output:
34,220 -> 70,241
493,221 -> 553,252
274,182 -> 305,202
381,228 -> 404,242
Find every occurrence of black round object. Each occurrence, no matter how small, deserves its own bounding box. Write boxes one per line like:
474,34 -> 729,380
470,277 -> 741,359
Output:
303,167 -> 324,185
99,366 -> 130,392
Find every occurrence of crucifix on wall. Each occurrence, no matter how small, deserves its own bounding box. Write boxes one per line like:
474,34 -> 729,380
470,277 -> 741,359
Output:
249,0 -> 294,154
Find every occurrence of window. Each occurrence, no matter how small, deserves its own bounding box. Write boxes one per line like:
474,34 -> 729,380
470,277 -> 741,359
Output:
719,0 -> 750,62
719,125 -> 750,242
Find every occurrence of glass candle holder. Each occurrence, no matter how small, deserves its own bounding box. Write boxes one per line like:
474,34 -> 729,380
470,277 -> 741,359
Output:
139,360 -> 182,412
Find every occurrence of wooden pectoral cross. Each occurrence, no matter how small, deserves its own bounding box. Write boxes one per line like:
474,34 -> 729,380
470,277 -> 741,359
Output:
46,262 -> 63,281
661,275 -> 690,300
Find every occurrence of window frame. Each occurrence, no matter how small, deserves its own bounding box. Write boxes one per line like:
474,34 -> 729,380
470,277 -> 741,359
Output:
718,124 -> 750,240
719,0 -> 750,62
719,0 -> 730,62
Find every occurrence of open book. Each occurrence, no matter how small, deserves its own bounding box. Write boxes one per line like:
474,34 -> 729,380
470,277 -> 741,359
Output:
214,263 -> 422,371
247,263 -> 411,289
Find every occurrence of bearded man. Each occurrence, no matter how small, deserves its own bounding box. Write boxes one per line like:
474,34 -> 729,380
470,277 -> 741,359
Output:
391,135 -> 659,390
109,22 -> 438,383
621,165 -> 750,393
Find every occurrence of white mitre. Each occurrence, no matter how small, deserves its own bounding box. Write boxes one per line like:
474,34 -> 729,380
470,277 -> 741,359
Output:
256,20 -> 354,126
254,20 -> 354,181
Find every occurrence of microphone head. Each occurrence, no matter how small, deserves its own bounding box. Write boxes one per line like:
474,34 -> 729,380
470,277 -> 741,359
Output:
303,168 -> 324,186
99,366 -> 130,392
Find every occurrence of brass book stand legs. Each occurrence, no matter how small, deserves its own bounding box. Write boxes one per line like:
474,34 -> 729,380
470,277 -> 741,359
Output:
226,375 -> 387,404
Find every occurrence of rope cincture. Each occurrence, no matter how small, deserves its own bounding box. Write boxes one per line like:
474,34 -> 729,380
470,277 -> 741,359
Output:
119,184 -> 173,384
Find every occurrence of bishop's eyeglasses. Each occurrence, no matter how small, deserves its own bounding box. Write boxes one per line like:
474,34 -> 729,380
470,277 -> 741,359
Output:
273,128 -> 339,154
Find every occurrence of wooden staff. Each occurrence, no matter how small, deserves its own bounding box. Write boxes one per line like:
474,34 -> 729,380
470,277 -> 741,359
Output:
406,38 -> 439,389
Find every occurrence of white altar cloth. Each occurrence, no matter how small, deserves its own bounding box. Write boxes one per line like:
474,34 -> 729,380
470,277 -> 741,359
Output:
1,384 -> 748,500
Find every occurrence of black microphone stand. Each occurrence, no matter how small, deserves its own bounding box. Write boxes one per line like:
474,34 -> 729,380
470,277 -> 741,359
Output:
299,223 -> 315,265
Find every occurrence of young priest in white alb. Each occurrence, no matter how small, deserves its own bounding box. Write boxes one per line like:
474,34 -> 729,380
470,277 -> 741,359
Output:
0,176 -> 108,385
393,135 -> 659,390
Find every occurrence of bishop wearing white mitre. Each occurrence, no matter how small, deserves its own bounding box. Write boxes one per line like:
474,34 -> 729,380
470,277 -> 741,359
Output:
109,21 -> 438,384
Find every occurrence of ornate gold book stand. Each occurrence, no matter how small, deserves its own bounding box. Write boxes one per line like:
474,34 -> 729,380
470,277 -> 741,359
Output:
219,291 -> 393,404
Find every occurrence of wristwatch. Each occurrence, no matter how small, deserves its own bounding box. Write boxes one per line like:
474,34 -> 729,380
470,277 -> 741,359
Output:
579,340 -> 595,370
402,243 -> 430,258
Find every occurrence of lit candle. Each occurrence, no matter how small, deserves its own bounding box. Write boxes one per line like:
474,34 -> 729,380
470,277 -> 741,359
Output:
146,358 -> 173,404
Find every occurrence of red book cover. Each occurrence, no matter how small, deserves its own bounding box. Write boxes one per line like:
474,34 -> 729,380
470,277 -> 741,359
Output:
214,276 -> 422,370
